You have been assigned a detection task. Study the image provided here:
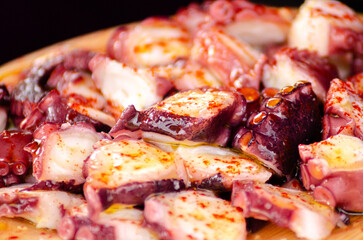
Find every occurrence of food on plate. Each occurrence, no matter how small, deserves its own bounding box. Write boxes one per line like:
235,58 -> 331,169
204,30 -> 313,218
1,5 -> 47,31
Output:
0,0 -> 363,240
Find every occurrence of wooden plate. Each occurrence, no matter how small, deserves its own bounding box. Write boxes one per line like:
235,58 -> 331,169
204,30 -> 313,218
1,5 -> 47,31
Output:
1,20 -> 363,240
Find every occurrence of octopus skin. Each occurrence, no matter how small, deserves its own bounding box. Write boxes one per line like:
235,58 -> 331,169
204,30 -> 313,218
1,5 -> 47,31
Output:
25,123 -> 106,185
59,204 -> 157,240
174,145 -> 272,190
0,130 -> 33,187
232,181 -> 342,240
299,134 -> 363,212
289,0 -> 363,78
10,50 -> 96,118
323,78 -> 363,140
144,190 -> 246,240
47,65 -> 115,127
107,17 -> 191,68
83,138 -> 184,218
174,0 -> 293,48
262,47 -> 339,101
110,88 -> 246,146
0,184 -> 85,229
233,81 -> 322,176
191,26 -> 266,89
89,54 -> 173,114
19,90 -> 110,132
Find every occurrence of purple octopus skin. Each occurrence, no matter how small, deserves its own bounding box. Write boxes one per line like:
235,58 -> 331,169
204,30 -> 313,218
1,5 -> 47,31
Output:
323,78 -> 363,140
110,88 -> 246,146
233,81 -> 322,176
231,180 -> 342,240
0,130 -> 33,187
10,50 -> 95,118
19,90 -> 110,132
58,206 -> 156,240
22,180 -> 83,194
299,134 -> 363,212
85,179 -> 185,219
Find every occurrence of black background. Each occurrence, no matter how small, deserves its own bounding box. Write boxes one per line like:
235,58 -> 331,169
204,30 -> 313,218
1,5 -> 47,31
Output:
0,0 -> 361,65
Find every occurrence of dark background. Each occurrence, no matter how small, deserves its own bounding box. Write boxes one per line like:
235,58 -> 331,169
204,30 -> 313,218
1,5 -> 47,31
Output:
0,0 -> 361,65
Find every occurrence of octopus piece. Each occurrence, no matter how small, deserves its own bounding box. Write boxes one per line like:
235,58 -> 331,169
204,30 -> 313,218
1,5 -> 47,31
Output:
89,54 -> 173,114
233,81 -> 322,176
24,180 -> 83,194
262,47 -> 339,101
151,59 -> 222,91
174,1 -> 294,48
0,184 -> 85,229
0,130 -> 33,187
144,190 -> 246,240
299,134 -> 363,212
232,181 -> 342,240
289,0 -> 363,78
83,138 -> 184,218
323,78 -> 363,140
19,90 -> 110,132
174,145 -> 272,190
25,123 -> 106,185
110,88 -> 246,146
107,17 -> 191,68
47,65 -> 115,127
10,50 -> 96,118
191,26 -> 265,89
59,204 -> 157,240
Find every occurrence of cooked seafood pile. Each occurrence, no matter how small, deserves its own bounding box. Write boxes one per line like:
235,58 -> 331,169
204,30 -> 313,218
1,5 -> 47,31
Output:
1,1 -> 363,239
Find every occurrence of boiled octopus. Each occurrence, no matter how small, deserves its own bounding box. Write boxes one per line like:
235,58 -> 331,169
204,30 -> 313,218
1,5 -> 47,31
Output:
144,190 -> 246,240
47,64 -> 115,127
59,204 -> 157,240
299,134 -> 363,212
174,0 -> 293,48
83,138 -> 185,218
289,0 -> 363,77
89,54 -> 173,115
233,81 -> 322,176
262,47 -> 339,101
10,50 -> 96,119
0,130 -> 33,187
110,87 -> 246,146
191,26 -> 266,90
0,184 -> 85,229
174,144 -> 272,190
323,78 -> 363,140
20,90 -> 110,132
26,122 -> 106,185
232,180 -> 343,240
107,17 -> 191,68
